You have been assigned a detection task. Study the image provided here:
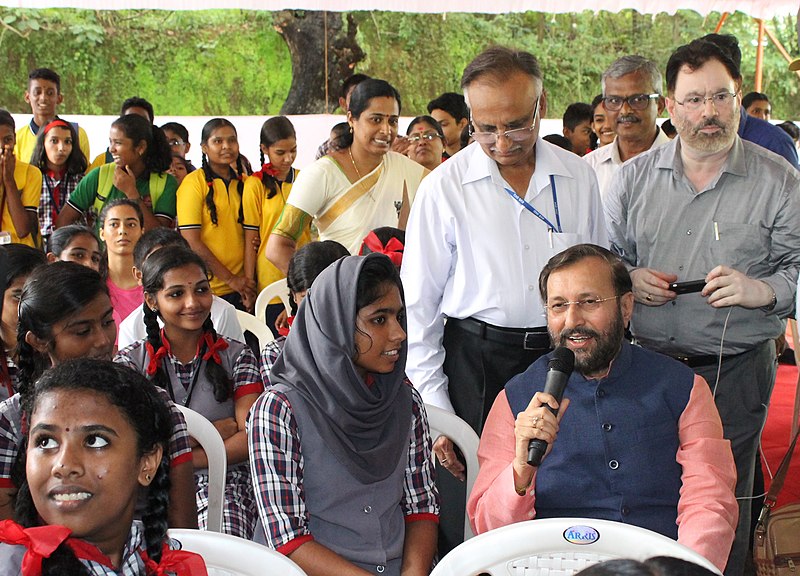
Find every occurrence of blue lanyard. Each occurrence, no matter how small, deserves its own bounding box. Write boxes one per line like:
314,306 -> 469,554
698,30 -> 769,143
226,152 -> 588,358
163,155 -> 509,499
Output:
503,175 -> 562,233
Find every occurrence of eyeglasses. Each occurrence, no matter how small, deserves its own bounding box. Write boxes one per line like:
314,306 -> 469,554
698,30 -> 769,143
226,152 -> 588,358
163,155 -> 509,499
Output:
407,132 -> 442,144
168,138 -> 185,147
545,295 -> 620,315
602,94 -> 660,111
469,96 -> 541,145
673,91 -> 737,112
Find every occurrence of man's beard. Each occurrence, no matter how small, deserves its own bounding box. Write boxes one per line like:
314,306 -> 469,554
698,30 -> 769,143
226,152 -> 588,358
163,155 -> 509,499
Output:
549,307 -> 625,378
675,113 -> 738,154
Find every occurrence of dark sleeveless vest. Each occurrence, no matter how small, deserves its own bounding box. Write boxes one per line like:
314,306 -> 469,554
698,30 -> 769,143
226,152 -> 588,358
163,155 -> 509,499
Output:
506,341 -> 694,539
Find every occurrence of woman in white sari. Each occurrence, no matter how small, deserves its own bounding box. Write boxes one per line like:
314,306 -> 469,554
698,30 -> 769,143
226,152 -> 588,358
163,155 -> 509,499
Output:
266,79 -> 427,271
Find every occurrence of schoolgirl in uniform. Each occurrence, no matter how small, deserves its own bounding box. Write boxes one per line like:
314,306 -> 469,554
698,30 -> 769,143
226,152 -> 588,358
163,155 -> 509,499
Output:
99,199 -> 145,334
0,359 -> 207,576
0,262 -> 198,529
29,119 -> 87,248
45,224 -> 102,272
0,245 -> 46,401
248,253 -> 438,575
115,247 -> 263,538
56,114 -> 176,236
177,119 -> 254,311
243,117 -> 311,330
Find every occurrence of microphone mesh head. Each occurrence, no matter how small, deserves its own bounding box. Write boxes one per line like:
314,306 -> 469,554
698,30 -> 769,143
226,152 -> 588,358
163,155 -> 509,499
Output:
548,346 -> 575,372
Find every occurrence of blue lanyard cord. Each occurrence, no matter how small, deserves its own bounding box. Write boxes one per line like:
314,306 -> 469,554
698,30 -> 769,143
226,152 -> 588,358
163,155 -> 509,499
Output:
503,174 -> 562,233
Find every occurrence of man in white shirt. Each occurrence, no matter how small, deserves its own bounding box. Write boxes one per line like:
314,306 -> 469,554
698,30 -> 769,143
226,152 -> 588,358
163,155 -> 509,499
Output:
402,44 -> 606,477
584,55 -> 671,200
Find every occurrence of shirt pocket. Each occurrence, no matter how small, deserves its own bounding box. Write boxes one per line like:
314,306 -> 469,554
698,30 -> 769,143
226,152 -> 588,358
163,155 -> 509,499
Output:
709,221 -> 768,275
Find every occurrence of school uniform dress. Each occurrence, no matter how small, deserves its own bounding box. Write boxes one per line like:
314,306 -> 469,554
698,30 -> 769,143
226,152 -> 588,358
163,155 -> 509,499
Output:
177,169 -> 246,298
0,519 -> 206,575
247,254 -> 439,575
116,335 -> 263,539
1,161 -> 42,248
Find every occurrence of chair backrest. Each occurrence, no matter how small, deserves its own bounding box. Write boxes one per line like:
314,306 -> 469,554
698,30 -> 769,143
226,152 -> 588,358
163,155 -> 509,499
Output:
254,278 -> 291,323
235,309 -> 274,348
168,528 -> 308,576
424,403 -> 480,541
176,405 -> 227,533
430,518 -> 722,576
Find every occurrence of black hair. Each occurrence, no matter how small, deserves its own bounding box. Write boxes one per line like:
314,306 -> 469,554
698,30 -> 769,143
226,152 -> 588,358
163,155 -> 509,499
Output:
700,33 -> 742,69
661,119 -> 677,138
27,68 -> 61,92
141,247 -> 231,402
356,253 -> 403,313
460,123 -> 471,149
563,102 -> 593,131
575,557 -> 717,576
427,92 -> 469,123
47,225 -> 99,257
406,116 -> 444,138
340,74 -> 371,102
160,122 -> 189,143
0,109 -> 15,131
200,118 -> 244,226
666,39 -> 741,94
98,197 -> 145,230
461,46 -> 543,90
286,241 -> 349,314
16,262 -> 109,397
358,227 -> 405,265
15,359 -> 172,574
328,122 -> 350,152
0,245 -> 47,391
110,114 -> 172,174
337,79 -> 402,150
121,96 -> 155,123
133,228 -> 189,270
591,94 -> 605,111
258,116 -> 297,199
539,243 -> 632,302
543,134 -> 573,151
742,91 -> 770,110
777,121 -> 800,142
30,119 -> 87,176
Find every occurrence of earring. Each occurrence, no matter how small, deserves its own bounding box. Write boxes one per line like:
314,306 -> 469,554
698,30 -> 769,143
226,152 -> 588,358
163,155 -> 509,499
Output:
145,474 -> 152,482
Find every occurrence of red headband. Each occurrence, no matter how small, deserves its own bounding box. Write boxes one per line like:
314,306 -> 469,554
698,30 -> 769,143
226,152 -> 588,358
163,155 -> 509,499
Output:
42,119 -> 70,136
361,231 -> 404,267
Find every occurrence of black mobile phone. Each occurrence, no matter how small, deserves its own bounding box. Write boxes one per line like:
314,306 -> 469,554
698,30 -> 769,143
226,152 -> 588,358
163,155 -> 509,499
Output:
669,280 -> 705,294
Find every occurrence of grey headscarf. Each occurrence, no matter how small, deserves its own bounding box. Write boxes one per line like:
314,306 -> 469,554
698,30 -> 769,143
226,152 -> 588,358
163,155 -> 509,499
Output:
269,253 -> 413,483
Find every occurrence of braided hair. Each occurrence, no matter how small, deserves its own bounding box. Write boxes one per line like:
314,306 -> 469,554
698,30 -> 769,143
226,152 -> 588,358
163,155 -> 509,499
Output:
257,116 -> 296,200
15,262 -> 109,398
200,118 -> 244,226
15,359 -> 173,575
141,247 -> 232,402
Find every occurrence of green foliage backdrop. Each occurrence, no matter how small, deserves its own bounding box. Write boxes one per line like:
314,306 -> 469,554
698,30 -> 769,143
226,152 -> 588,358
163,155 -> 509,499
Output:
1,8 -> 798,119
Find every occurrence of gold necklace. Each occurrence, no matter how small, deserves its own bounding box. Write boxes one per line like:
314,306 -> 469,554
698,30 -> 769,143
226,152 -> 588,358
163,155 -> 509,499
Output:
348,147 -> 363,180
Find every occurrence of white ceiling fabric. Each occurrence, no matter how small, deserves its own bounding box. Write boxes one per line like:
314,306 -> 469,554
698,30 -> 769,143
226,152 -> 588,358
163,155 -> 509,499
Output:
0,0 -> 794,18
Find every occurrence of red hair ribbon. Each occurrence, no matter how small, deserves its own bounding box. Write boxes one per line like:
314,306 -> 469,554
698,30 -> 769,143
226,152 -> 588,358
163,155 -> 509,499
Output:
255,163 -> 280,179
42,119 -> 70,136
202,332 -> 228,364
0,520 -> 72,576
145,341 -> 169,376
361,231 -> 404,267
142,545 -> 209,576
277,315 -> 294,338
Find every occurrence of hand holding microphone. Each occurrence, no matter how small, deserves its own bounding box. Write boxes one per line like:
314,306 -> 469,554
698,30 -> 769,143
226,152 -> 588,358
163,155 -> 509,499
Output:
526,347 -> 574,466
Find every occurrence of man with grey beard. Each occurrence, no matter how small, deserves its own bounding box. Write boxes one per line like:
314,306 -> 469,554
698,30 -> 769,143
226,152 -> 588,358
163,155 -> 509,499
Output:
605,38 -> 800,576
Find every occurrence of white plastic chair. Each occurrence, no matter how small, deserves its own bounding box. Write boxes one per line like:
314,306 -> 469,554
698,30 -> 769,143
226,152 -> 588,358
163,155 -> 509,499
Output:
424,403 -> 480,541
235,309 -> 274,347
430,518 -> 722,576
168,528 -> 308,576
176,405 -> 227,533
254,278 -> 291,323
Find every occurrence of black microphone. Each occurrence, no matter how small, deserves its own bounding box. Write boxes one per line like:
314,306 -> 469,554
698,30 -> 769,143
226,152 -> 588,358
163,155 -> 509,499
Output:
527,347 -> 575,466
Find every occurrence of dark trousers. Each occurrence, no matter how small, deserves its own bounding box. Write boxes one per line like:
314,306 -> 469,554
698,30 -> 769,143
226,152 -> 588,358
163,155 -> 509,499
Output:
437,318 -> 550,555
693,340 -> 777,576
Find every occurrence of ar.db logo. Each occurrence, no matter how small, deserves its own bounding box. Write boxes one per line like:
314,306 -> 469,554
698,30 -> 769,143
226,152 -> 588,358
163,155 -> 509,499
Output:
563,525 -> 600,545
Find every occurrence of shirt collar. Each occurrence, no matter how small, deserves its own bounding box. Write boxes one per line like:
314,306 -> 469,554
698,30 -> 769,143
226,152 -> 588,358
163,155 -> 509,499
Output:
656,135 -> 747,179
461,137 -> 575,194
